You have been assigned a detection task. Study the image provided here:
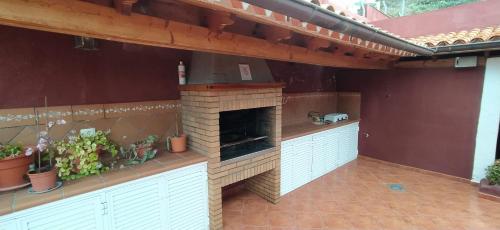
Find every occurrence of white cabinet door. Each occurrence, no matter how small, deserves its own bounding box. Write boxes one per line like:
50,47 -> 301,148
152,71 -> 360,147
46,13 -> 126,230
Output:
337,126 -> 349,167
105,176 -> 166,230
338,123 -> 360,166
280,140 -> 295,196
312,132 -> 328,180
324,129 -> 339,172
19,194 -> 105,230
0,218 -> 19,230
349,123 -> 360,162
165,163 -> 208,230
292,136 -> 313,190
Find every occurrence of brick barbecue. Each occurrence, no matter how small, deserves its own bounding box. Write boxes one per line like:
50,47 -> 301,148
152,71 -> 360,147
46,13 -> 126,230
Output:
180,83 -> 283,230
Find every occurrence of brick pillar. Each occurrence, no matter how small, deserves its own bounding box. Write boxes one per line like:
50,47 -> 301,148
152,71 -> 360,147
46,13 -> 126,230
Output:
181,91 -> 223,230
208,179 -> 223,229
245,102 -> 282,204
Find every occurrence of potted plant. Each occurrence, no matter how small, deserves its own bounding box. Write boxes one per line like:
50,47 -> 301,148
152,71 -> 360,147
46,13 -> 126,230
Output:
166,112 -> 187,153
27,119 -> 66,192
0,143 -> 33,190
479,160 -> 500,199
120,135 -> 159,165
55,130 -> 118,181
27,98 -> 67,192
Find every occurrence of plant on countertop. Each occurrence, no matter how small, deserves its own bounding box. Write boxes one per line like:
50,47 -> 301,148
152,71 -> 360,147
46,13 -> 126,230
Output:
0,142 -> 33,190
486,160 -> 500,185
55,130 -> 118,181
27,117 -> 64,192
27,97 -> 71,192
120,135 -> 159,165
0,143 -> 24,160
165,112 -> 187,153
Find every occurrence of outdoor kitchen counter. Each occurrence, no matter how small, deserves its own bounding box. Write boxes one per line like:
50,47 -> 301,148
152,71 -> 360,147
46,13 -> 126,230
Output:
282,119 -> 360,141
0,150 -> 207,216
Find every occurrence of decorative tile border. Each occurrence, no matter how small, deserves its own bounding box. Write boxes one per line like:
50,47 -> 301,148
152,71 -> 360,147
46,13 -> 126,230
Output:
0,108 -> 36,128
0,100 -> 181,128
0,113 -> 36,123
104,101 -> 181,118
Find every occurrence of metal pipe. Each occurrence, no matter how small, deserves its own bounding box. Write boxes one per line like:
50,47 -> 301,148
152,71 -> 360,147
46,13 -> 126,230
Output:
434,41 -> 500,55
241,0 -> 435,56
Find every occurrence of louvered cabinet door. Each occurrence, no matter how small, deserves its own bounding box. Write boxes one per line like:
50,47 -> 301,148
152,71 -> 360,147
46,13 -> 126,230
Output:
280,140 -> 295,196
312,132 -> 328,180
324,129 -> 339,173
165,162 -> 208,230
337,126 -> 350,167
292,136 -> 313,190
350,123 -> 360,162
105,176 -> 166,230
19,194 -> 105,230
0,218 -> 18,230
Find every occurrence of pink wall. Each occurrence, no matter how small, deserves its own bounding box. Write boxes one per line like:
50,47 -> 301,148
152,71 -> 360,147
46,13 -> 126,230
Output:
365,5 -> 390,22
267,60 -> 336,93
0,25 -> 335,109
372,0 -> 500,38
337,67 -> 484,179
0,25 -> 191,108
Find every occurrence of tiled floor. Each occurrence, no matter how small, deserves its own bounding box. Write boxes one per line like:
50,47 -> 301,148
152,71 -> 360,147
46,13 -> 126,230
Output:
222,158 -> 500,230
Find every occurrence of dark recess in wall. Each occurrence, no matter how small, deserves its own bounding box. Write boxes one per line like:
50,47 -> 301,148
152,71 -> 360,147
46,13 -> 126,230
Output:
266,60 -> 336,93
0,25 -> 191,108
0,25 -> 336,109
336,67 -> 484,179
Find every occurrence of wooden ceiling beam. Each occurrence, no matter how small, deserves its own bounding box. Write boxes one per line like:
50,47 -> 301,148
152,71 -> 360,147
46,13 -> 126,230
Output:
206,10 -> 234,33
259,25 -> 292,43
0,0 -> 389,69
113,0 -> 137,15
306,37 -> 331,51
175,0 -> 400,57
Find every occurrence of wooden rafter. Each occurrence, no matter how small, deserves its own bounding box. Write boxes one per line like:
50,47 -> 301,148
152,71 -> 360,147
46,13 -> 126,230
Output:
113,0 -> 138,15
206,10 -> 234,33
174,0 -> 402,57
259,25 -> 292,43
0,0 -> 389,69
306,37 -> 331,51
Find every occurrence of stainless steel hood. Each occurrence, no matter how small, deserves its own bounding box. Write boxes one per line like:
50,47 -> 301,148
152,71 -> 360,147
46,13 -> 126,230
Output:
187,52 -> 275,84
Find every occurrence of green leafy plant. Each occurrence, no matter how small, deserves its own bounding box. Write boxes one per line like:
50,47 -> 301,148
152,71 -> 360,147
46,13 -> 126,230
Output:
0,143 -> 24,160
55,130 -> 118,180
120,135 -> 159,165
486,160 -> 500,185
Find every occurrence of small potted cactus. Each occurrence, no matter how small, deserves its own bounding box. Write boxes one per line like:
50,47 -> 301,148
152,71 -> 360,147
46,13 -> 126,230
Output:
166,112 -> 187,153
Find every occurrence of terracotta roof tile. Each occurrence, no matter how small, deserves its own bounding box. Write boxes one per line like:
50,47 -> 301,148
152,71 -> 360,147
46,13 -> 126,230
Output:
410,26 -> 500,47
187,0 -> 419,57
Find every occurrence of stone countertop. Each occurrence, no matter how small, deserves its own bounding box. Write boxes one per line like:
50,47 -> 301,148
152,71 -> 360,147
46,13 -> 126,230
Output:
0,150 -> 207,216
282,119 -> 360,141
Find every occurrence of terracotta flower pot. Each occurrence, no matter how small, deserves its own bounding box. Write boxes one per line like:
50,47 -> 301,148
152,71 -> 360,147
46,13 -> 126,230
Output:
0,154 -> 33,189
170,134 -> 187,153
136,146 -> 152,158
28,167 -> 58,192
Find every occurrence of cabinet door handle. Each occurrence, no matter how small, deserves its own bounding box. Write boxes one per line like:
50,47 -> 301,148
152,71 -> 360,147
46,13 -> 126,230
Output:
101,202 -> 108,215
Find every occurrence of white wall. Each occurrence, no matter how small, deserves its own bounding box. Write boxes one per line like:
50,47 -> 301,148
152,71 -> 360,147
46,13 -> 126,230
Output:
472,57 -> 500,182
